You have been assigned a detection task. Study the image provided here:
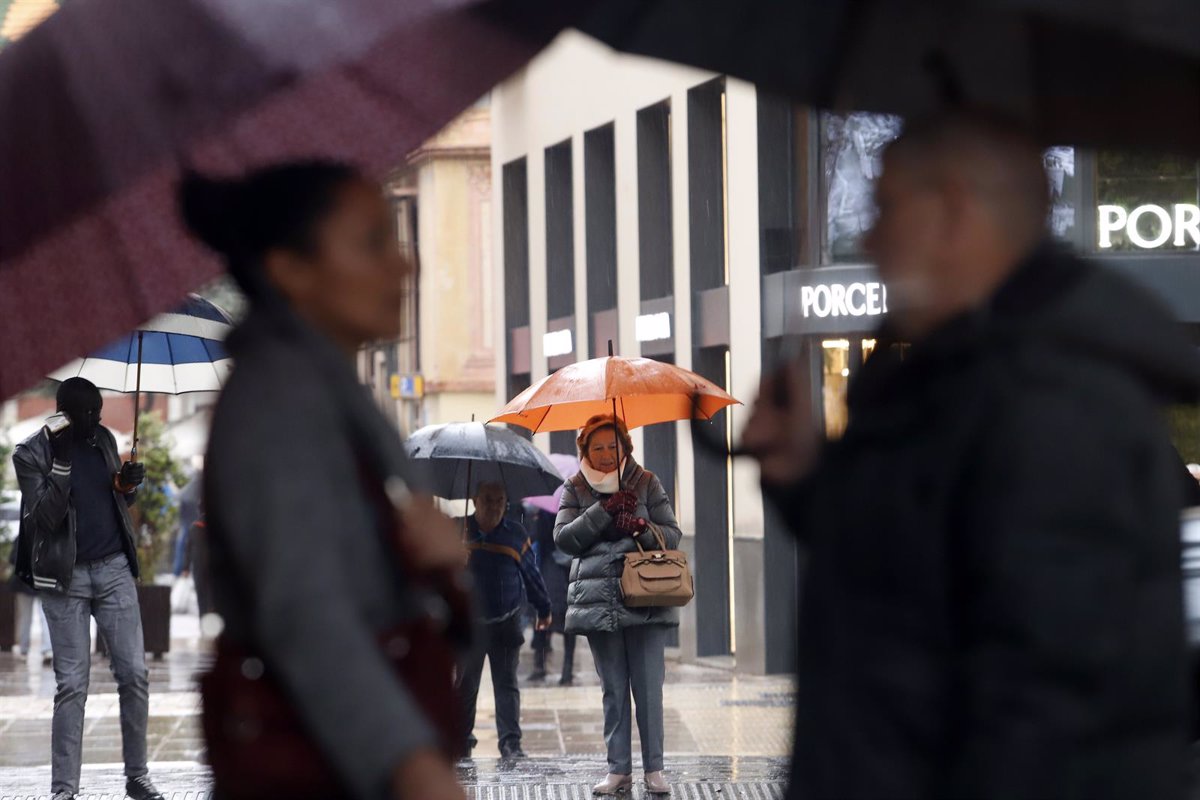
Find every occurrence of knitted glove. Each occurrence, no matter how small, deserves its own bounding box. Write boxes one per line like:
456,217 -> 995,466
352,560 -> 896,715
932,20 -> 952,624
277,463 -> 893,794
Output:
614,512 -> 648,537
602,490 -> 637,516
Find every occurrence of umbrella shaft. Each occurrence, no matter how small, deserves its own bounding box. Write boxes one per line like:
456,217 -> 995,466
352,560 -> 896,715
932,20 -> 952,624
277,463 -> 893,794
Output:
131,331 -> 144,462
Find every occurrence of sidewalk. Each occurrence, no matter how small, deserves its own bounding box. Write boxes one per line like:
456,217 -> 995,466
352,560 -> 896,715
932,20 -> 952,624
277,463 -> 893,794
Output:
0,613 -> 794,799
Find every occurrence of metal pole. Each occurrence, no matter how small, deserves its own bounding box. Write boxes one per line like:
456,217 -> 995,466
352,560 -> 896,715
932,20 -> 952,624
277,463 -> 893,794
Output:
463,414 -> 476,540
608,340 -> 622,490
131,331 -> 144,462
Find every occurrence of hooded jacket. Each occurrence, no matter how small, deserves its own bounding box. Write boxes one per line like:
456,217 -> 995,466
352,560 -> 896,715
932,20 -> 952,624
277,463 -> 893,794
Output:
772,245 -> 1200,800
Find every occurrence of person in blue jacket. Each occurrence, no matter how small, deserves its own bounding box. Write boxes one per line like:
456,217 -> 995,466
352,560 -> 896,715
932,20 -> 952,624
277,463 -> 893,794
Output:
458,481 -> 551,759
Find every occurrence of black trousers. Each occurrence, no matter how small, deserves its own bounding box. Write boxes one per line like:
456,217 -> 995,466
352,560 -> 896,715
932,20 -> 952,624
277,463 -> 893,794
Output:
532,629 -> 577,678
457,614 -> 524,753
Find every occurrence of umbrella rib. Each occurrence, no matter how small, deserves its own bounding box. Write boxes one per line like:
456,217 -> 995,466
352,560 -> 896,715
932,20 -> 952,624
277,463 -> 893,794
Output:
201,338 -> 223,389
165,333 -> 180,395
125,335 -> 138,392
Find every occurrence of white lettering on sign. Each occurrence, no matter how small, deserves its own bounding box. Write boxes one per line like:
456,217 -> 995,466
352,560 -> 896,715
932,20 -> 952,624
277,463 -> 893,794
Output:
800,282 -> 888,319
1098,203 -> 1200,249
635,312 -> 672,342
543,329 -> 573,357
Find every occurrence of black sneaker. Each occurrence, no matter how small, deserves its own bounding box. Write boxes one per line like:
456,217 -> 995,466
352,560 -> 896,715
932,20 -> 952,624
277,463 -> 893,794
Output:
500,746 -> 528,760
126,775 -> 165,800
527,668 -> 548,682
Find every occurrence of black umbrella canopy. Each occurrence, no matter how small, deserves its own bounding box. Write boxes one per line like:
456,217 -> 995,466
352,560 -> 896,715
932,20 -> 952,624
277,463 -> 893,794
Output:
404,421 -> 565,501
576,0 -> 1200,154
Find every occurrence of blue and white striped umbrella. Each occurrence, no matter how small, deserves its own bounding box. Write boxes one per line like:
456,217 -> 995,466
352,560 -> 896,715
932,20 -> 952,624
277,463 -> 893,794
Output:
50,294 -> 233,394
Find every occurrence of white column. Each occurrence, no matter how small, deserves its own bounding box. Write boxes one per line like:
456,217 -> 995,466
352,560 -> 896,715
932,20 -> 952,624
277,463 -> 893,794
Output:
528,145 -> 550,453
614,111 -> 644,455
725,78 -> 764,540
573,132 -> 588,369
668,87 -> 699,659
490,90 -> 511,413
670,88 -> 695,536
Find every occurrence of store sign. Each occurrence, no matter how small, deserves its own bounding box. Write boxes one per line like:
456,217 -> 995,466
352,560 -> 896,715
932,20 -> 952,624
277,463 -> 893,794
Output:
800,281 -> 889,319
635,312 -> 672,342
543,328 -> 573,358
1098,203 -> 1200,249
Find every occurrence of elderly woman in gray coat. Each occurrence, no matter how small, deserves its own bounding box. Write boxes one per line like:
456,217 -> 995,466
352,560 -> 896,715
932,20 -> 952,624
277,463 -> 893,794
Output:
554,415 -> 681,797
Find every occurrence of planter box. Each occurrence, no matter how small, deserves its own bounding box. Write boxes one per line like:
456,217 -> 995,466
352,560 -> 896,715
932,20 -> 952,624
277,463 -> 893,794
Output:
0,586 -> 14,650
139,584 -> 171,659
97,583 -> 171,660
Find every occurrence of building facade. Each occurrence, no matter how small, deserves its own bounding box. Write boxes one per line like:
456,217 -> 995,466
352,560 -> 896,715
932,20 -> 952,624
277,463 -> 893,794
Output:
492,32 -> 1200,675
364,104 -> 498,433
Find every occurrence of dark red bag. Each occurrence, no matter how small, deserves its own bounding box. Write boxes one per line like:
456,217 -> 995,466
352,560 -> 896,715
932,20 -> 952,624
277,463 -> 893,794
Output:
200,615 -> 462,800
200,464 -> 468,799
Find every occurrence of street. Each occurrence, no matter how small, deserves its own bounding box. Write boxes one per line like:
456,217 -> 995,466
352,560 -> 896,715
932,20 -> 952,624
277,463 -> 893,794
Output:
0,612 -> 793,799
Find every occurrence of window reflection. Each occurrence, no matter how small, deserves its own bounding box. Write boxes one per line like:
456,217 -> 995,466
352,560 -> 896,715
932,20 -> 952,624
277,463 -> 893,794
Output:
821,112 -> 902,263
820,112 -> 1076,258
1044,146 -> 1076,240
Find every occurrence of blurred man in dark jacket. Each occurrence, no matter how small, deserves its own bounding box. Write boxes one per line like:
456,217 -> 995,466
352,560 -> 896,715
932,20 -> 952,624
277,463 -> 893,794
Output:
458,482 -> 551,759
743,113 -> 1200,800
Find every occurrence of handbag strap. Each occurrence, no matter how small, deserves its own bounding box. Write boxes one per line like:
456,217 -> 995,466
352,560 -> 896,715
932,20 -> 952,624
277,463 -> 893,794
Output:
630,524 -> 668,555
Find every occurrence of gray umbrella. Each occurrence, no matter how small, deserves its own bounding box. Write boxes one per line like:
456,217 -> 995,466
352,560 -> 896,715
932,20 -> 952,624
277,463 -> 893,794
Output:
404,421 -> 564,501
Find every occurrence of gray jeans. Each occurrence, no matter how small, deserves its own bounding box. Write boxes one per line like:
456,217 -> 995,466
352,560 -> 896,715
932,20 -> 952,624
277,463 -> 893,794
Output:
587,625 -> 669,775
41,553 -> 149,795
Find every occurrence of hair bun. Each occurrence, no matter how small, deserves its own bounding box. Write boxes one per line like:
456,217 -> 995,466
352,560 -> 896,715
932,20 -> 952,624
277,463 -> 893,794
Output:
178,170 -> 246,257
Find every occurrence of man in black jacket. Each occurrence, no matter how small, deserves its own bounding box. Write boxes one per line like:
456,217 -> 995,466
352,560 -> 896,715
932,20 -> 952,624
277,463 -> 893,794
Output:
13,378 -> 162,800
743,113 -> 1200,799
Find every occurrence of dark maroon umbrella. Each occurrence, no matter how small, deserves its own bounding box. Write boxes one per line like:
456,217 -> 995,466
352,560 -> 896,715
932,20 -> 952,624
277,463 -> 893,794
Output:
0,0 -> 574,400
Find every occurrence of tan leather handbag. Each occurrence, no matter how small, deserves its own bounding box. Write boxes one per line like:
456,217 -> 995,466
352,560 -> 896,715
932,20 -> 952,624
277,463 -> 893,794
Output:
620,527 -> 694,607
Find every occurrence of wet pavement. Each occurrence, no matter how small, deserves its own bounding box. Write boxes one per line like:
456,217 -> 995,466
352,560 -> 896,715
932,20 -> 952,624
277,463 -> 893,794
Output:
0,613 -> 794,798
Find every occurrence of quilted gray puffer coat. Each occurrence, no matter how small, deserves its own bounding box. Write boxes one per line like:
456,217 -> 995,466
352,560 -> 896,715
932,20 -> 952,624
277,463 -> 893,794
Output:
553,459 -> 682,634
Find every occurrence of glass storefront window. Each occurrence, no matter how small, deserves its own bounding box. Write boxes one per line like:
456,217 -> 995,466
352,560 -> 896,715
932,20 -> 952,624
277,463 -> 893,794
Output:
1044,146 -> 1076,241
821,114 -> 1076,258
1095,151 -> 1200,252
821,339 -> 852,438
821,112 -> 903,263
820,337 -> 882,438
1170,404 -> 1200,465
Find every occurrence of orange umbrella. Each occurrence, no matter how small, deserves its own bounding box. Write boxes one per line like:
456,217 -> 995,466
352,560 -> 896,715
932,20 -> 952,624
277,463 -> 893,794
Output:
491,353 -> 739,433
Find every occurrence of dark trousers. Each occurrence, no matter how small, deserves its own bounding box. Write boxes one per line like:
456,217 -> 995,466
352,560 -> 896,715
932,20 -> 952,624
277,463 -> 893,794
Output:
532,629 -> 577,678
457,613 -> 523,754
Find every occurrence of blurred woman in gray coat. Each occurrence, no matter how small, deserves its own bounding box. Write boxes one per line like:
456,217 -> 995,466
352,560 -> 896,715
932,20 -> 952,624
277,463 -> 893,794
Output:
554,415 -> 681,797
181,163 -> 466,800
